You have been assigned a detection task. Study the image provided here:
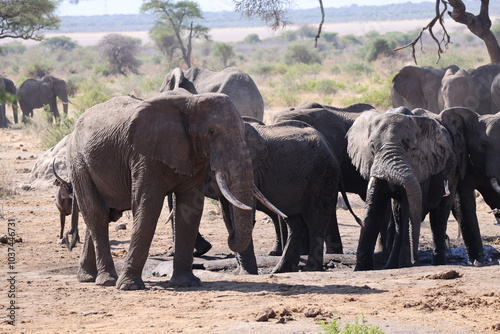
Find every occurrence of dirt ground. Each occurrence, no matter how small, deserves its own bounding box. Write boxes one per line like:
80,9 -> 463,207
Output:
1,124 -> 500,334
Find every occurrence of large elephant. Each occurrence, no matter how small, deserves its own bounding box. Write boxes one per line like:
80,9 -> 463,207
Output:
205,118 -> 348,273
17,75 -> 69,121
391,65 -> 460,114
347,107 -> 463,270
271,102 -> 375,253
160,67 -> 265,121
440,108 -> 500,264
0,76 -> 18,128
67,93 -> 257,290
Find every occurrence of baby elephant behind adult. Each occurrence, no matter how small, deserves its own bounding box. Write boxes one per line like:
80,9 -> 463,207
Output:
68,93 -> 256,290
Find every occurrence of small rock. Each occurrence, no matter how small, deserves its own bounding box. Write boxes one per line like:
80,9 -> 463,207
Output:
115,223 -> 127,230
492,323 -> 500,331
304,308 -> 321,318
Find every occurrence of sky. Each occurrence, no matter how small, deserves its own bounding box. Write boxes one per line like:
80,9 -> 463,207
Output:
57,0 -> 431,16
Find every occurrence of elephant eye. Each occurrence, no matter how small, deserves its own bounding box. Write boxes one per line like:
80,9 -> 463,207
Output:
209,128 -> 216,136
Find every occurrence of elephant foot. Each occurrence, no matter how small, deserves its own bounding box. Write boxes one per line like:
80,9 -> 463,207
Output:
116,273 -> 145,290
168,272 -> 201,288
77,267 -> 97,283
268,249 -> 282,256
302,259 -> 324,271
193,239 -> 212,257
233,266 -> 258,275
96,271 -> 118,286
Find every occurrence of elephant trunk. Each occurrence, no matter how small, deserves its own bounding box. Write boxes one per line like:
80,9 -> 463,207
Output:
371,147 -> 422,265
211,148 -> 254,253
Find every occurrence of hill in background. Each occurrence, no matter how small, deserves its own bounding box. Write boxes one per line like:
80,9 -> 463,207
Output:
56,1 -> 497,33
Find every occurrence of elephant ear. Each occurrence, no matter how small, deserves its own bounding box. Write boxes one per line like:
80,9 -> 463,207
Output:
347,110 -> 380,179
127,96 -> 194,176
243,122 -> 267,169
392,66 -> 425,107
160,68 -> 184,92
439,107 -> 478,179
410,116 -> 456,182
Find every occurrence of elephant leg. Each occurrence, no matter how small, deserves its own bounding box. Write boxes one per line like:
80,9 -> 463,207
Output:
429,194 -> 454,265
220,197 -> 257,274
325,209 -> 343,254
13,104 -> 18,124
385,200 -> 408,269
355,181 -> 391,271
88,219 -> 117,286
117,191 -> 165,290
58,212 -> 66,244
77,229 -> 97,282
168,187 -> 205,288
453,184 -> 485,263
268,214 -> 284,256
272,215 -> 304,273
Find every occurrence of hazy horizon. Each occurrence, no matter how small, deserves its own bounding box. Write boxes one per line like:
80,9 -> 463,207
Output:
57,0 -> 432,17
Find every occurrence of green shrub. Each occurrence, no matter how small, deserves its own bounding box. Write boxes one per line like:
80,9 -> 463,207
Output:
243,34 -> 261,44
360,37 -> 395,62
40,114 -> 76,149
299,79 -> 345,95
283,43 -> 322,65
0,41 -> 27,55
319,315 -> 385,334
24,61 -> 53,78
73,82 -> 112,113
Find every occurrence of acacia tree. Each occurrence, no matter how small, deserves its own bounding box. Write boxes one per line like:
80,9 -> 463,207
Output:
0,0 -> 60,41
141,0 -> 210,68
98,34 -> 141,76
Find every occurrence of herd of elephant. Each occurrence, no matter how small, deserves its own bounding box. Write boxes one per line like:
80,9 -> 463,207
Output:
0,75 -> 69,128
21,64 -> 499,291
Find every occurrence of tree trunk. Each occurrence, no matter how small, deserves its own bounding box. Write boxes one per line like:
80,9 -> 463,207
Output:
448,0 -> 500,63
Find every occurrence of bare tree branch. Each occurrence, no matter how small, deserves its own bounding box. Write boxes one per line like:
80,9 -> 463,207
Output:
314,0 -> 324,48
392,0 -> 451,64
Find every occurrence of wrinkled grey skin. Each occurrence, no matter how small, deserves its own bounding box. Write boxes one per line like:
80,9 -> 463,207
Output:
469,63 -> 500,115
205,118 -> 344,273
391,65 -> 460,114
160,67 -> 265,121
0,77 -> 18,128
17,75 -> 69,121
440,108 -> 500,264
347,108 -> 462,270
271,102 -> 375,253
68,93 -> 255,290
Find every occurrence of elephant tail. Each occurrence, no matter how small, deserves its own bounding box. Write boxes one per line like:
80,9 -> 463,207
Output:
338,175 -> 362,226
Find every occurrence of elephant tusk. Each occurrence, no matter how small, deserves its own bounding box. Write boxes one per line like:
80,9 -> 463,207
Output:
368,176 -> 377,190
215,172 -> 252,211
252,184 -> 287,219
443,180 -> 450,197
164,209 -> 175,225
490,178 -> 500,194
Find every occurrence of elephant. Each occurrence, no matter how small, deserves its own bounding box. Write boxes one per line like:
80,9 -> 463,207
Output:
67,93 -> 258,290
439,108 -> 500,264
347,107 -> 463,270
17,75 -> 69,121
391,65 -> 460,114
0,76 -> 18,128
271,102 -> 376,253
469,63 -> 500,114
204,117 -> 354,273
160,67 -> 265,121
490,73 -> 500,112
438,68 -> 478,111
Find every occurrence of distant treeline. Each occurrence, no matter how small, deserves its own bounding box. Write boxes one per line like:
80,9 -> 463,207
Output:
55,1 -> 495,33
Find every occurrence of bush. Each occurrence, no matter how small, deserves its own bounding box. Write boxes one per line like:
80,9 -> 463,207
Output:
319,315 -> 385,334
0,42 -> 27,55
243,34 -> 261,44
24,61 -> 53,78
72,82 -> 112,113
40,113 -> 76,149
360,37 -> 395,62
40,36 -> 78,51
283,43 -> 321,65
